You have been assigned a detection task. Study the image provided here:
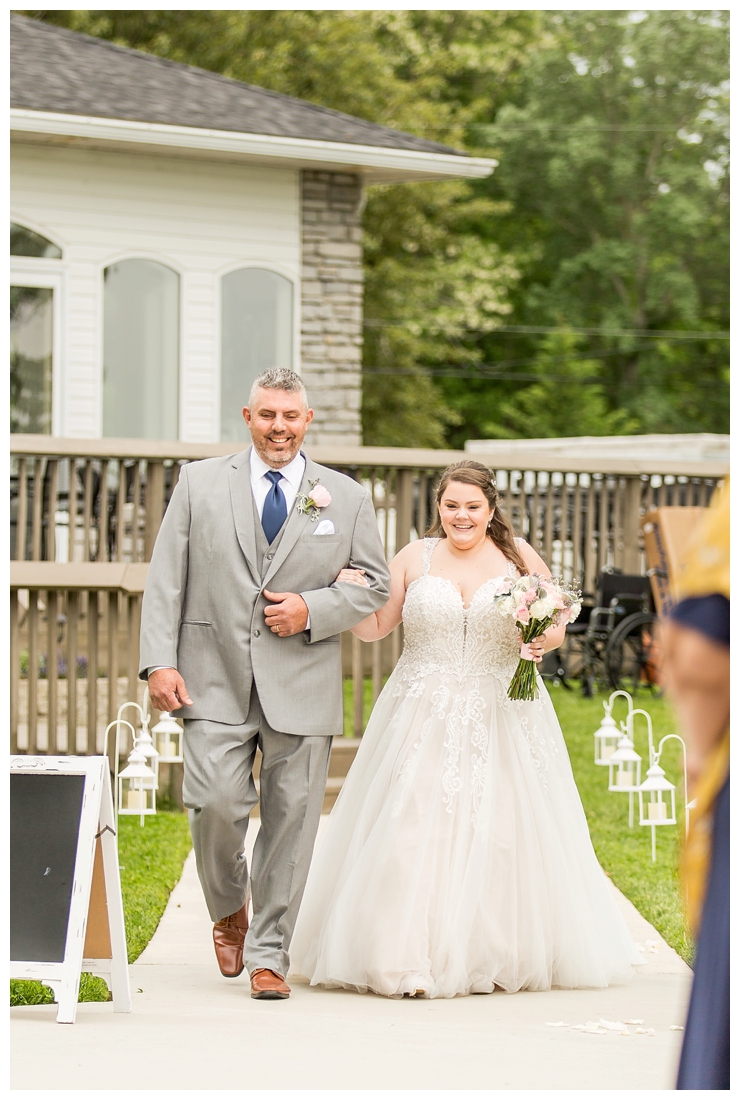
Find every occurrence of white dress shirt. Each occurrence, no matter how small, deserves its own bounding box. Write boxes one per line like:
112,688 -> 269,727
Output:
249,447 -> 306,519
148,448 -> 308,676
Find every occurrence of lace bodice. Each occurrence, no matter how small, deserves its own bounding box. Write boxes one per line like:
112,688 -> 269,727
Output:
398,538 -> 523,683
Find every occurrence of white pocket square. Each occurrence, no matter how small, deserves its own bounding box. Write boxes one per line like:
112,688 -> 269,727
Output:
313,519 -> 336,535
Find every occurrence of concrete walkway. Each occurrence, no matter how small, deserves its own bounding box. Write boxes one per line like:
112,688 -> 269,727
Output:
11,820 -> 692,1091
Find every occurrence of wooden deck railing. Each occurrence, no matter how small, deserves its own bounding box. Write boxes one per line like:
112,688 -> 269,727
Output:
10,436 -> 726,753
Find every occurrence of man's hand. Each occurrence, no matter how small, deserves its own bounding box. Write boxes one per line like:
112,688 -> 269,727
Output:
148,667 -> 193,711
263,590 -> 309,637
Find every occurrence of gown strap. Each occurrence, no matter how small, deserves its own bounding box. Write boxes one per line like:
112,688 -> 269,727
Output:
421,538 -> 439,576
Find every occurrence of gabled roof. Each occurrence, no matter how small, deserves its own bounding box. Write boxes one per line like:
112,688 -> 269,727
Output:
10,14 -> 461,158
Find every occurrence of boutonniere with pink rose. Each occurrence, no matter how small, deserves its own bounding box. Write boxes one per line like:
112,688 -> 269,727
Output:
296,479 -> 332,522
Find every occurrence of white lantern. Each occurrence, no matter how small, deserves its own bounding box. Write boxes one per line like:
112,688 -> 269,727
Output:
608,733 -> 642,827
594,707 -> 620,766
117,746 -> 157,824
135,719 -> 160,786
639,762 -> 677,861
152,712 -> 183,763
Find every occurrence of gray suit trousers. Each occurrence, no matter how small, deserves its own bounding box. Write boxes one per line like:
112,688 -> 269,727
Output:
182,688 -> 332,978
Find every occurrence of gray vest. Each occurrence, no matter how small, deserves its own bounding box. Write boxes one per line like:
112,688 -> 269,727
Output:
251,489 -> 288,580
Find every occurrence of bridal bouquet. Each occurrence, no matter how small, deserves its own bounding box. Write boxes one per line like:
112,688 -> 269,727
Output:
495,575 -> 582,701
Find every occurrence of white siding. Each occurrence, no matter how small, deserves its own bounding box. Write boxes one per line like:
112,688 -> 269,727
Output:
10,142 -> 301,441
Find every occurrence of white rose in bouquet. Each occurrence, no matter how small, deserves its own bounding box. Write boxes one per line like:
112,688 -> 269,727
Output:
497,595 -> 516,617
529,596 -> 556,620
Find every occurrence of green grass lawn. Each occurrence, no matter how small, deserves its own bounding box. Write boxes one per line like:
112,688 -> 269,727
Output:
546,682 -> 692,963
10,811 -> 192,1007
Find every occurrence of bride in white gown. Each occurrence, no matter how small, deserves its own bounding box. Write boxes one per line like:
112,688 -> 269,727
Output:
290,461 -> 641,998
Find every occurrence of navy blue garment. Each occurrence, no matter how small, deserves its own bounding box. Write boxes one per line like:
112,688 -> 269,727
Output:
677,773 -> 730,1090
670,593 -> 730,649
261,470 -> 287,545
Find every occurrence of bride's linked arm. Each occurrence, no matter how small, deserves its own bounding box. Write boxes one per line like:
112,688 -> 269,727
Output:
518,540 -> 567,654
336,542 -> 419,642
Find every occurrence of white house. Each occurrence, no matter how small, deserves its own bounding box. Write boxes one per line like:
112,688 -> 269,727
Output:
10,14 -> 494,446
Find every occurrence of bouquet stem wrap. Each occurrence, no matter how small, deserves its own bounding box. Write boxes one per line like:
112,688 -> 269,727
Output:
509,621 -> 548,701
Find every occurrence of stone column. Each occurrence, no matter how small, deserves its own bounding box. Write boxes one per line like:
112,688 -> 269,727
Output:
300,170 -> 363,445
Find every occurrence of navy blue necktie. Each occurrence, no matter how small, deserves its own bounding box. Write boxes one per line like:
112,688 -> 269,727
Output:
262,470 -> 287,545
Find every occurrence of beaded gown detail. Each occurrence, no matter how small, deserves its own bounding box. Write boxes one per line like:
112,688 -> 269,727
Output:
291,539 -> 640,998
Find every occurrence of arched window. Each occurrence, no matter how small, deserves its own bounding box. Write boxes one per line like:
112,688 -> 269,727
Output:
220,268 -> 293,442
11,221 -> 62,259
103,259 -> 180,440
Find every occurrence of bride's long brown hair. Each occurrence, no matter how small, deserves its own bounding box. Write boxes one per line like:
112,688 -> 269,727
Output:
425,461 -> 528,575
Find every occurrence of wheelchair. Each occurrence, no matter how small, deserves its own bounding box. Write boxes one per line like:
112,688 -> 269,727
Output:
541,569 -> 659,697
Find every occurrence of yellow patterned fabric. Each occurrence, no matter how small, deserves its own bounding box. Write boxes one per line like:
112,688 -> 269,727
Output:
676,478 -> 730,601
674,478 -> 730,935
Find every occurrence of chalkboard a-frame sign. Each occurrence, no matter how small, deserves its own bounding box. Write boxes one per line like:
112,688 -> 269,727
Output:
10,755 -> 131,1023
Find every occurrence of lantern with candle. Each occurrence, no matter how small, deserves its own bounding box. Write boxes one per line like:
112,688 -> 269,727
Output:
117,745 -> 157,825
118,691 -> 159,785
594,689 -> 634,766
639,731 -> 690,862
638,762 -> 677,861
152,712 -> 183,764
607,731 -> 642,827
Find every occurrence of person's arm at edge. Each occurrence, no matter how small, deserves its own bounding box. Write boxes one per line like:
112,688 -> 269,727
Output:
518,540 -> 567,653
139,469 -> 193,710
350,541 -> 418,641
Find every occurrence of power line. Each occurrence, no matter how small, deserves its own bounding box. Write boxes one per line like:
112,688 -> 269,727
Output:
472,125 -> 724,133
363,320 -> 730,340
363,337 -> 728,379
363,366 -> 723,386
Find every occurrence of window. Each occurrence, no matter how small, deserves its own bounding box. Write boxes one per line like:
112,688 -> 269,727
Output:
11,286 -> 53,434
11,222 -> 62,259
220,268 -> 293,442
10,222 -> 62,434
103,259 -> 180,440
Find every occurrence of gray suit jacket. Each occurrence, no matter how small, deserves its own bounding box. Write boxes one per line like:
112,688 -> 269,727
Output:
139,448 -> 390,736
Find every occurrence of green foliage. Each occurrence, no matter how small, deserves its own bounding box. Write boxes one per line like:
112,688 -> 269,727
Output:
548,683 -> 692,963
10,811 -> 192,1007
464,10 -> 729,443
20,9 -> 728,445
482,331 -> 639,438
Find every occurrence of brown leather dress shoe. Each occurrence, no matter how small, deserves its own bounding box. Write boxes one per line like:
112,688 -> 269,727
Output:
250,968 -> 291,1000
213,902 -> 249,978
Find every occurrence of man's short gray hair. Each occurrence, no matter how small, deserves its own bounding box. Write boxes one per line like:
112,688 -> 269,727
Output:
248,368 -> 308,409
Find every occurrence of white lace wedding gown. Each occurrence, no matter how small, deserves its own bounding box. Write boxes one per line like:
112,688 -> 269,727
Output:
290,538 -> 641,998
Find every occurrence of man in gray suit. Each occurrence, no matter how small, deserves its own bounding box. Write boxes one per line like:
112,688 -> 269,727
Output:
140,368 -> 390,999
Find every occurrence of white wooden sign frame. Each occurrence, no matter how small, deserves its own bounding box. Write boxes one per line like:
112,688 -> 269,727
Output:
10,755 -> 131,1023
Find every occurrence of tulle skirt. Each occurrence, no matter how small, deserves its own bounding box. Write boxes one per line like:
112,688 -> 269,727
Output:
290,666 -> 640,998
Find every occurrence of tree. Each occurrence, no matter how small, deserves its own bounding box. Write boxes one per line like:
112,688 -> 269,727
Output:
482,331 -> 638,439
457,10 -> 730,444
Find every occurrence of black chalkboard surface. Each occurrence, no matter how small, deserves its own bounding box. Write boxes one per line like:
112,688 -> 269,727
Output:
11,772 -> 85,963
